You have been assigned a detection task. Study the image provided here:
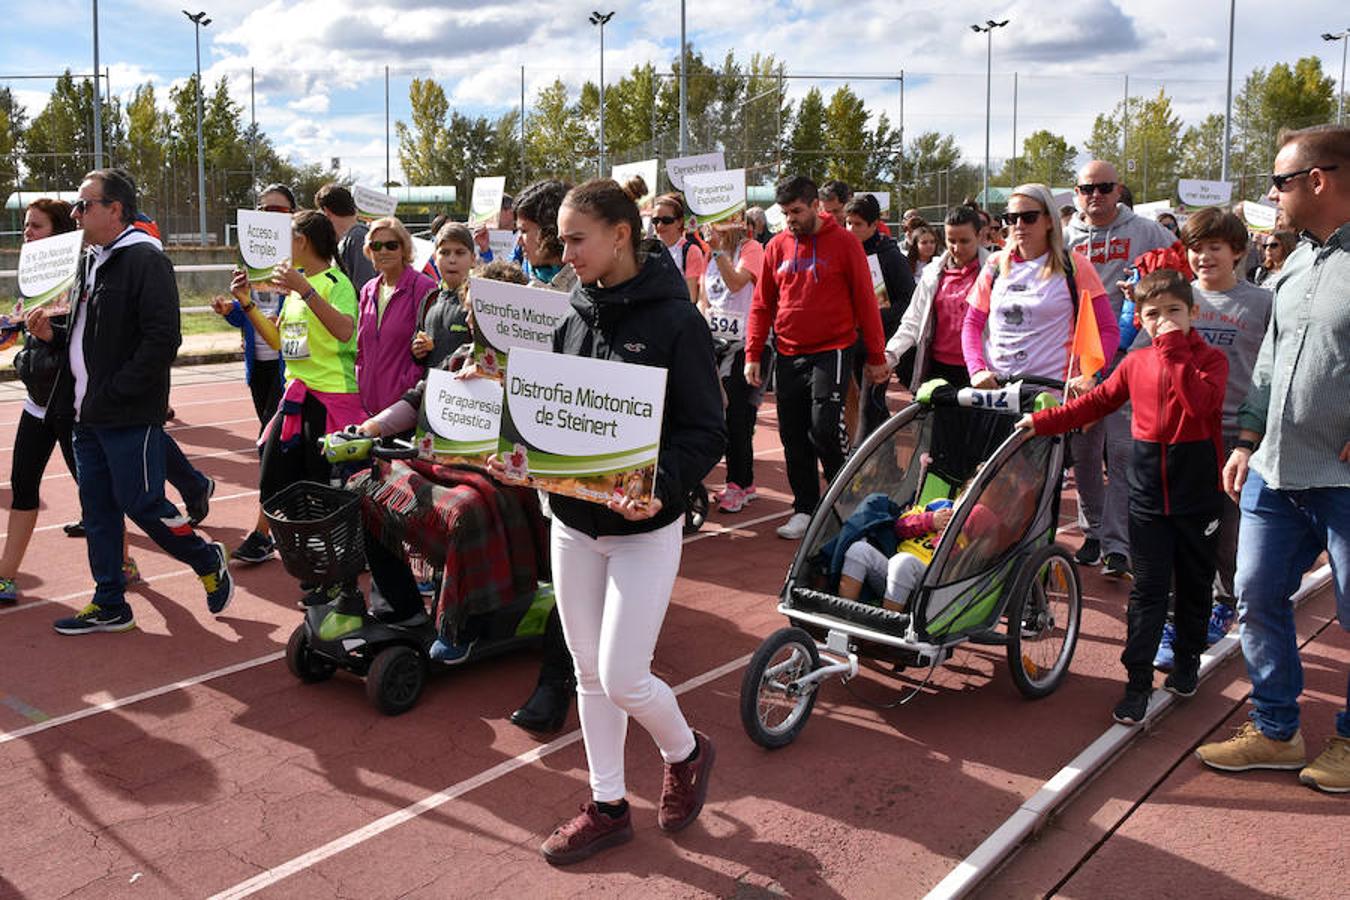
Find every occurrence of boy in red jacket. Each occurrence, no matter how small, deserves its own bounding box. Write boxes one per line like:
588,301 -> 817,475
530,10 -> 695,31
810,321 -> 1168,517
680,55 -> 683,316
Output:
1017,270 -> 1229,725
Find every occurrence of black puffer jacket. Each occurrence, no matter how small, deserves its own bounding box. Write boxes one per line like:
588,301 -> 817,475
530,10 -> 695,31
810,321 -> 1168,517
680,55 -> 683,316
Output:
547,244 -> 726,537
15,313 -> 71,415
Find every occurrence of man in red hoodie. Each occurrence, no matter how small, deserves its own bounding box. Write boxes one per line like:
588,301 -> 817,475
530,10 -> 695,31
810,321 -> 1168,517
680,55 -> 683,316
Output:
745,176 -> 888,539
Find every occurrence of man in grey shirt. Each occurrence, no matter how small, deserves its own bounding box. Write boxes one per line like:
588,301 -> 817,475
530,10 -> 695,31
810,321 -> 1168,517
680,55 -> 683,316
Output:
1196,124 -> 1350,792
315,184 -> 376,290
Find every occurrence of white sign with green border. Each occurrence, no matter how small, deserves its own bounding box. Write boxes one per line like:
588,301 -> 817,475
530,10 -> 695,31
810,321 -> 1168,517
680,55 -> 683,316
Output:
499,347 -> 666,507
416,367 -> 503,465
867,254 -> 889,308
1176,179 -> 1233,210
683,168 -> 746,225
353,184 -> 398,222
488,229 -> 517,259
1240,201 -> 1277,233
666,151 -> 725,191
236,209 -> 292,283
611,158 -> 659,206
468,276 -> 573,378
469,176 -> 507,226
17,230 -> 84,311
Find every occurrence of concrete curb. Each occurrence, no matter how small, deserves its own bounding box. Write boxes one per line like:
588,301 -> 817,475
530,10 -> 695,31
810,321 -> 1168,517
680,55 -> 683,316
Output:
0,348 -> 243,382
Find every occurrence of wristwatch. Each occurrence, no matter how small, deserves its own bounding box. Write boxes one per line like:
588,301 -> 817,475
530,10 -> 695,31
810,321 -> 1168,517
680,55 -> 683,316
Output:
1235,438 -> 1258,452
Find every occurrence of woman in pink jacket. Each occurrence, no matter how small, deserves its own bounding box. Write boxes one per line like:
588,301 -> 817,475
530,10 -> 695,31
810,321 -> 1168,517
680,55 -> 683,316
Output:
356,217 -> 438,419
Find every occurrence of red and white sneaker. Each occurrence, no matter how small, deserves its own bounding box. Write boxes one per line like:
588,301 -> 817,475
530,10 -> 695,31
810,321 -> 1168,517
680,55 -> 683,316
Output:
717,483 -> 746,513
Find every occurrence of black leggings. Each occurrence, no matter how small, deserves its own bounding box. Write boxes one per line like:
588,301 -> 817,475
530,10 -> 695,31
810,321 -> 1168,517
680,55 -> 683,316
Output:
722,348 -> 756,487
10,410 -> 76,511
249,359 -> 284,430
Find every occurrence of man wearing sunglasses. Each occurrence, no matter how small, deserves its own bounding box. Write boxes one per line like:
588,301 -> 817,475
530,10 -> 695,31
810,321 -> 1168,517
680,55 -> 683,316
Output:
47,169 -> 233,634
1197,124 -> 1350,792
1063,160 -> 1178,579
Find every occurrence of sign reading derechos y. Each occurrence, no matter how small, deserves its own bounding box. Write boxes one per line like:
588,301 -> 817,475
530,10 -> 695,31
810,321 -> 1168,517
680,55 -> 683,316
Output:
353,184 -> 399,222
665,151 -> 725,191
237,209 -> 292,283
499,348 -> 667,506
16,229 -> 84,313
468,276 -> 572,379
683,168 -> 747,225
416,367 -> 503,465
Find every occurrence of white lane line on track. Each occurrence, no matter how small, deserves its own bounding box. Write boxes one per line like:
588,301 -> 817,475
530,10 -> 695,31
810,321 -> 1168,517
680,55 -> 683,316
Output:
207,651 -> 754,900
0,652 -> 286,745
0,371 -> 248,405
0,445 -> 258,490
923,563 -> 1336,900
0,489 -> 260,543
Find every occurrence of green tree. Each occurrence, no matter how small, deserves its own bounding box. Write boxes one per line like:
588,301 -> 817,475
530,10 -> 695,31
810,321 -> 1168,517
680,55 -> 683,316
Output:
395,77 -> 452,185
1233,56 -> 1335,194
21,71 -> 117,189
861,112 -> 903,188
526,79 -> 590,183
122,83 -> 168,211
1001,129 -> 1077,187
0,88 -> 24,204
1082,89 -> 1182,201
443,110 -> 496,214
785,87 -> 827,181
901,131 -> 978,212
822,85 -> 868,185
1178,113 -> 1225,182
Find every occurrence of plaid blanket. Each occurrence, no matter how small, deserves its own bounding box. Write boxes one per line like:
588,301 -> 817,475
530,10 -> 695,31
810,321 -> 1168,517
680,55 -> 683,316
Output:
348,459 -> 549,640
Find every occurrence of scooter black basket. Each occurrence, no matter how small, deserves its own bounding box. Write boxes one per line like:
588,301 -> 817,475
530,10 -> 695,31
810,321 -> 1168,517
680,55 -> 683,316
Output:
262,481 -> 365,586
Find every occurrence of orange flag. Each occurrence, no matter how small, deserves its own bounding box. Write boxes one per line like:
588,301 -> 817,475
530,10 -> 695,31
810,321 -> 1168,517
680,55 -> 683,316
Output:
1071,288 -> 1106,380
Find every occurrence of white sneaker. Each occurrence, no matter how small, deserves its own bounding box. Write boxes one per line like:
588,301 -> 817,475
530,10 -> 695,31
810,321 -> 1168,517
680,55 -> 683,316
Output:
776,512 -> 811,540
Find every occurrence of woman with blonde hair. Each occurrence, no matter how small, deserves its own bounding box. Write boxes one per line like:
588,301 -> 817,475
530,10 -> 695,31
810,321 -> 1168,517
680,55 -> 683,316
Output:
962,183 -> 1118,395
357,216 -> 438,416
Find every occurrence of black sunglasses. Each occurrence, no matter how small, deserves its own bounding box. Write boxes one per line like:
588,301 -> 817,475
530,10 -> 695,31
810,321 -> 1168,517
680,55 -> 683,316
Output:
1003,210 -> 1043,225
1075,182 -> 1116,195
1261,241 -> 1282,250
1269,164 -> 1339,191
368,240 -> 402,252
259,204 -> 293,213
72,197 -> 113,214
651,215 -> 681,225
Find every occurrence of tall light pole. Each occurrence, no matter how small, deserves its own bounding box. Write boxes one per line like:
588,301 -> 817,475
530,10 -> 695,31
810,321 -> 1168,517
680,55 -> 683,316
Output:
589,11 -> 614,175
183,9 -> 211,246
679,0 -> 688,156
971,19 -> 1009,205
1221,0 -> 1235,182
1324,29 -> 1349,125
92,0 -> 103,169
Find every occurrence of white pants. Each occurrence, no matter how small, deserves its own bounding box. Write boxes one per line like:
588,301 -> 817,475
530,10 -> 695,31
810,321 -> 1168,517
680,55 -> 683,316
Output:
552,517 -> 696,802
842,541 -> 926,604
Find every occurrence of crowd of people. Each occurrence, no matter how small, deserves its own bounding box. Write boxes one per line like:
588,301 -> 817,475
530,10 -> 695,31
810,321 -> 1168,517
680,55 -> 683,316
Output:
4,121 -> 1346,865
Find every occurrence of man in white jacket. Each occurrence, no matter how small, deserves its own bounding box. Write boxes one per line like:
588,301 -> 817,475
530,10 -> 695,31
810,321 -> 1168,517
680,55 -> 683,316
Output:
884,206 -> 989,389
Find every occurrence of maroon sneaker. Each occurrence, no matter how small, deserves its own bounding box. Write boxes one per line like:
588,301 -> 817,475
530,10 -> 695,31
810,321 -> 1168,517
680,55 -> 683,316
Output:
540,802 -> 634,866
658,730 -> 716,832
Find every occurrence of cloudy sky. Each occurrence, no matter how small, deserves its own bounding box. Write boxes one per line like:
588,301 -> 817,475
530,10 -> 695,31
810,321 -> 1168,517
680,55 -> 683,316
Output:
4,0 -> 1348,187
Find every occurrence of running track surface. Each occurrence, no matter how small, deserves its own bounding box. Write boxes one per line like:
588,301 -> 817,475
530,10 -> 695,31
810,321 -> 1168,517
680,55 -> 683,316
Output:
0,363 -> 1342,899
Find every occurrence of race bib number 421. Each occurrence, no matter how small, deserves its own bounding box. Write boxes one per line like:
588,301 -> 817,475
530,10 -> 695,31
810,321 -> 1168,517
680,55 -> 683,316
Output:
281,320 -> 310,360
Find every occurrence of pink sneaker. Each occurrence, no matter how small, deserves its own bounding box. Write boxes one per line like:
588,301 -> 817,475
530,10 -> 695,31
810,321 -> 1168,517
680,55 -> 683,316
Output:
718,483 -> 746,513
742,484 -> 758,504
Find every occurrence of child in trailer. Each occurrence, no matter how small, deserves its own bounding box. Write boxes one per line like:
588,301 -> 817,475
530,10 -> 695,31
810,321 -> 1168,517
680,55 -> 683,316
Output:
1017,269 -> 1229,725
838,498 -> 954,611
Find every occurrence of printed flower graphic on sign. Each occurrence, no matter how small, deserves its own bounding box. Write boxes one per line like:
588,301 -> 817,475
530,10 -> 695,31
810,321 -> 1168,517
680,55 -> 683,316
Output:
504,443 -> 529,479
417,432 -> 436,458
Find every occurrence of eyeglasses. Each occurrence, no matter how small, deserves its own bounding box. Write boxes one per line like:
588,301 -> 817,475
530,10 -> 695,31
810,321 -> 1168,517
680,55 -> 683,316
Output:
368,240 -> 402,252
1269,164 -> 1339,191
1261,242 -> 1282,250
71,197 -> 113,214
1002,210 -> 1043,225
651,215 -> 681,225
1075,182 -> 1116,195
259,204 -> 292,213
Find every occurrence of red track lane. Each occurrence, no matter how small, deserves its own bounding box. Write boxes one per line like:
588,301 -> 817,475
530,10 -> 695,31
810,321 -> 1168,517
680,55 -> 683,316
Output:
2,364 -> 1328,899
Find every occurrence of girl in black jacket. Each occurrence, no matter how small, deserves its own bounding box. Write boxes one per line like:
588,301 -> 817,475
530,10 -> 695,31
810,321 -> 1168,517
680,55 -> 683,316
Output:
526,179 -> 725,865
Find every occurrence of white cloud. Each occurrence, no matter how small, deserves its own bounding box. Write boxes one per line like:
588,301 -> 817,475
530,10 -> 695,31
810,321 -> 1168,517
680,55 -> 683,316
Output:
289,93 -> 330,114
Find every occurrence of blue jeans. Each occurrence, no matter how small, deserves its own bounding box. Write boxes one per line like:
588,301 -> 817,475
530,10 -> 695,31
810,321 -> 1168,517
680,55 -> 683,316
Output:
74,425 -> 219,612
1235,471 -> 1350,739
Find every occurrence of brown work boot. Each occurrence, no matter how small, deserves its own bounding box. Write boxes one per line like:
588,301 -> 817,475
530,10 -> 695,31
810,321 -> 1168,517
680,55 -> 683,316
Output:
658,730 -> 716,832
1299,735 -> 1350,794
540,802 -> 633,866
1195,722 -> 1306,772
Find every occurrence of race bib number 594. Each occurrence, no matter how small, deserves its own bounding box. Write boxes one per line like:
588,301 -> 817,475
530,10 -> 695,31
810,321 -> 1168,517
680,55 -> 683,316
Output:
707,311 -> 745,339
